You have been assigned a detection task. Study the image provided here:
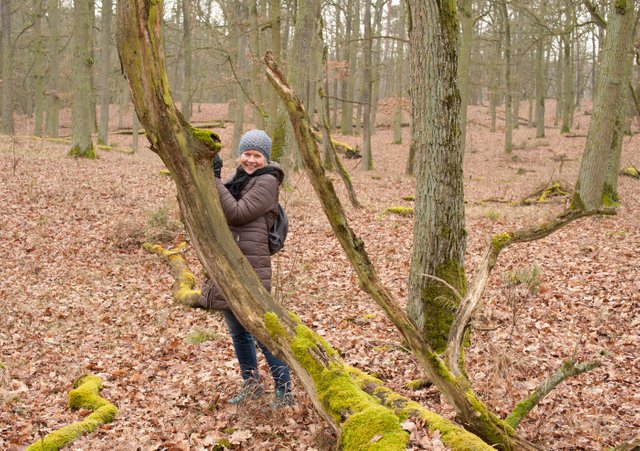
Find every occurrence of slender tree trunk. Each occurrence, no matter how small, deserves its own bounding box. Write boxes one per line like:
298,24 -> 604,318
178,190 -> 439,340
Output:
392,0 -> 405,145
33,0 -> 45,137
572,0 -> 636,210
361,0 -> 373,170
490,23 -> 501,133
535,2 -> 546,138
45,0 -> 60,138
1,0 -> 14,134
369,0 -> 384,135
230,2 -> 248,158
331,7 -> 340,131
500,0 -> 513,153
340,0 -> 355,135
181,0 -> 192,121
69,0 -> 96,158
561,2 -> 575,133
458,0 -> 473,152
250,0 -> 264,129
555,41 -> 562,126
285,0 -> 322,169
98,0 -> 113,144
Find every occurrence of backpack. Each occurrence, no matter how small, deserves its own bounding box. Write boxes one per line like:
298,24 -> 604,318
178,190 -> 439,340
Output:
268,203 -> 288,255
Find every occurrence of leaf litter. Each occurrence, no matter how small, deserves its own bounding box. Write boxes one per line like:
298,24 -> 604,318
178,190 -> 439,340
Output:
0,101 -> 638,450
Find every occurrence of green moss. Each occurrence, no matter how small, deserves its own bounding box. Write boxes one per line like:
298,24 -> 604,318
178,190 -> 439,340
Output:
0,361 -> 5,369
491,232 -> 513,252
68,144 -> 97,159
384,206 -> 414,217
404,378 -> 432,391
615,0 -> 628,12
190,127 -> 221,153
348,368 -> 494,450
27,376 -> 118,451
421,260 -> 467,353
464,390 -> 515,443
401,195 -> 415,201
621,166 -> 639,177
601,185 -> 620,207
504,394 -> 537,428
538,182 -> 567,202
340,405 -> 408,450
265,312 -> 289,342
159,169 -> 171,177
291,324 -> 338,383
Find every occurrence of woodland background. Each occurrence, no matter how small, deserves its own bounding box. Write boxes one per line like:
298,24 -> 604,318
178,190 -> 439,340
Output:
0,0 -> 639,450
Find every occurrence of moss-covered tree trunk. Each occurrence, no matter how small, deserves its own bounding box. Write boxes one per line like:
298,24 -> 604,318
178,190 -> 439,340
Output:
115,2 -> 480,448
572,0 -> 636,210
68,0 -> 96,158
406,0 -> 467,354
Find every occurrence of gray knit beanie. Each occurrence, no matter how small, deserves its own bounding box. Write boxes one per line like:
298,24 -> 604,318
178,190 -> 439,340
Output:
238,129 -> 272,162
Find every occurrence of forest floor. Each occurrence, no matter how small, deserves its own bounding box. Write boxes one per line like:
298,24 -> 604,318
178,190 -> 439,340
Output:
1,101 -> 639,450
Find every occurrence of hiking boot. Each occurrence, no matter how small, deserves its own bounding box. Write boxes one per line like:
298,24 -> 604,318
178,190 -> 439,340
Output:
270,389 -> 295,409
227,380 -> 265,405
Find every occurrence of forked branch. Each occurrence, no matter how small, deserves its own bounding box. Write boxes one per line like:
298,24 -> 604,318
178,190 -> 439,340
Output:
445,208 -> 616,375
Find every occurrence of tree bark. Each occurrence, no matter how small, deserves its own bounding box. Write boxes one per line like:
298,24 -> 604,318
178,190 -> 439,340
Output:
392,0 -> 405,145
458,0 -> 473,152
98,0 -> 113,144
535,1 -> 546,138
32,0 -> 45,137
181,0 -> 192,121
68,0 -> 96,158
572,0 -> 636,210
406,0 -> 466,353
500,0 -> 513,153
1,0 -> 14,134
45,0 -> 60,138
361,0 -> 373,170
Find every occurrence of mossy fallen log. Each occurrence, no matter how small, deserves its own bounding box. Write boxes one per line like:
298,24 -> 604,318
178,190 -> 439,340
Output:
384,206 -> 414,217
310,129 -> 361,159
16,135 -> 135,155
143,242 -> 201,307
26,375 -> 118,451
518,181 -> 570,205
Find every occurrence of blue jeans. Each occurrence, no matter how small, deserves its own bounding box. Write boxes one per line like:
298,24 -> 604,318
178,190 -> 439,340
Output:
223,310 -> 291,392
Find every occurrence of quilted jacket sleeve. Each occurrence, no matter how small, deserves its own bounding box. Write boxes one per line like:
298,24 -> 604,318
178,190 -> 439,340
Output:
215,174 -> 279,226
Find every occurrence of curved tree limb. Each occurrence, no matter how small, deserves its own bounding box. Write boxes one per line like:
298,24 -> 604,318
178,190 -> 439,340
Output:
505,359 -> 602,428
143,242 -> 201,307
445,207 -> 616,376
264,51 -> 539,450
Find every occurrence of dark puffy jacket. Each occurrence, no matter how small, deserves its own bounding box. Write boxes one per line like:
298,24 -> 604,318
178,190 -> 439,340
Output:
199,164 -> 284,310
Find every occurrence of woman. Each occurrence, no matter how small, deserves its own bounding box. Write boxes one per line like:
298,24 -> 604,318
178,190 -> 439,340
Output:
200,129 -> 293,408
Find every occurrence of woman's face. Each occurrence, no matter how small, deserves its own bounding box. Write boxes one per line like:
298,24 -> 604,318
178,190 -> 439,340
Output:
240,150 -> 267,174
